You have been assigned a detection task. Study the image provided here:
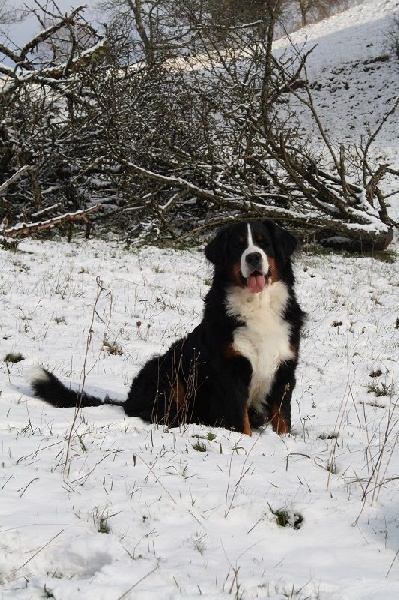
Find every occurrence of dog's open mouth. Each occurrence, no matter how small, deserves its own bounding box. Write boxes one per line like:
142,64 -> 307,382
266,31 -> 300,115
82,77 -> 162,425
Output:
246,270 -> 270,294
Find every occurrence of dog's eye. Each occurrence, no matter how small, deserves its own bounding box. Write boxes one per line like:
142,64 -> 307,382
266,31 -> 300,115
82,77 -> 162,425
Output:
256,235 -> 270,247
256,235 -> 272,248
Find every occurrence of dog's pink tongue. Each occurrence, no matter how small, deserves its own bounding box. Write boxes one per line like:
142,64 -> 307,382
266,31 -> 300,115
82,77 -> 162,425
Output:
247,274 -> 266,294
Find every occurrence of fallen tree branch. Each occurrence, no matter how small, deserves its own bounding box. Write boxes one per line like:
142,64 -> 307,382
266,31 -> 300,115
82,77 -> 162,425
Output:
0,165 -> 33,194
2,205 -> 103,237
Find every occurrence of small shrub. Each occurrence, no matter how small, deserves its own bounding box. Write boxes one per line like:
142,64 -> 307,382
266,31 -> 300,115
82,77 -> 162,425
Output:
4,352 -> 25,364
92,508 -> 111,534
269,504 -> 303,530
54,316 -> 66,324
369,368 -> 383,378
367,381 -> 394,397
192,440 -> 207,452
192,532 -> 207,555
4,353 -> 25,378
43,584 -> 55,598
102,335 -> 123,356
0,238 -> 19,252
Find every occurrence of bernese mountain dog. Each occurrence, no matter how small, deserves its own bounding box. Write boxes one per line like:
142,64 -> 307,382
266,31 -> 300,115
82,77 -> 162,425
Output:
31,220 -> 304,435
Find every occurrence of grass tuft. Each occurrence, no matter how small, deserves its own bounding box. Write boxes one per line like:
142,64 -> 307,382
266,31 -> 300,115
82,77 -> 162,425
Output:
4,352 -> 25,364
367,381 -> 394,397
269,504 -> 304,530
92,508 -> 111,534
192,441 -> 207,452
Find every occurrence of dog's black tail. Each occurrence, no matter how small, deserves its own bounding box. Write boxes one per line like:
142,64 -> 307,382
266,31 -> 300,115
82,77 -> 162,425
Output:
30,367 -> 124,410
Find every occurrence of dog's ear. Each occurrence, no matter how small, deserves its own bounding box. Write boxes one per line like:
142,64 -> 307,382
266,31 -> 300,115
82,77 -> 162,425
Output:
263,220 -> 298,261
205,227 -> 228,267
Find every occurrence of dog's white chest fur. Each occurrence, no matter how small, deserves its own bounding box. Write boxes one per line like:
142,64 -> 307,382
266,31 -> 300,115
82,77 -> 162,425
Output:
226,281 -> 294,411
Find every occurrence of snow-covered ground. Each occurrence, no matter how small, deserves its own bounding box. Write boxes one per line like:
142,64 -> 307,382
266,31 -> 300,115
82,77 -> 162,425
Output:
1,232 -> 399,600
1,0 -> 399,598
276,0 -> 399,211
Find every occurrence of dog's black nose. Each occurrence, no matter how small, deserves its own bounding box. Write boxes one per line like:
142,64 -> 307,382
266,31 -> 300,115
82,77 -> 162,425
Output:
245,252 -> 263,270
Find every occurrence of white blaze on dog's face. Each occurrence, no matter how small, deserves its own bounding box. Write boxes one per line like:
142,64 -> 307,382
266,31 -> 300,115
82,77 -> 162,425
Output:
241,223 -> 270,294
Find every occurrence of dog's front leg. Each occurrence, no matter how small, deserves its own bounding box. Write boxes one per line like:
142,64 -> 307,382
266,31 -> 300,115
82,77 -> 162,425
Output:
225,355 -> 253,435
266,362 -> 296,435
220,378 -> 252,436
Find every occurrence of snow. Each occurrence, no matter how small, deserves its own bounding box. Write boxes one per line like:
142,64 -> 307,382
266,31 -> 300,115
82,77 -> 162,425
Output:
275,0 -> 399,213
1,0 -> 399,598
1,230 -> 399,600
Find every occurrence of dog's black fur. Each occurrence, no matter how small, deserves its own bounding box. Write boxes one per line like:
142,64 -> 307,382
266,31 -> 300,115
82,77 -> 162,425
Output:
31,220 -> 304,435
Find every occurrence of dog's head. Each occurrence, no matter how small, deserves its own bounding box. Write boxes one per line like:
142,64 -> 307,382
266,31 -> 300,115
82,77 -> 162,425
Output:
205,220 -> 298,293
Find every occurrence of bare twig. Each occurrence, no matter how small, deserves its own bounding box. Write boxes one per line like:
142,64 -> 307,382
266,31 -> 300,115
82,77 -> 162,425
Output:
63,276 -> 107,473
10,529 -> 65,579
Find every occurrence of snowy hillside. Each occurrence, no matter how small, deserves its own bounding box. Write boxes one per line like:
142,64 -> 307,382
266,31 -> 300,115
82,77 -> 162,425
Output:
1,0 -> 399,598
275,0 -> 398,142
275,0 -> 399,217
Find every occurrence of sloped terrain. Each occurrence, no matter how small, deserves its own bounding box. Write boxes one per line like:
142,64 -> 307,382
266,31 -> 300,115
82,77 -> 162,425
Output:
275,0 -> 399,210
